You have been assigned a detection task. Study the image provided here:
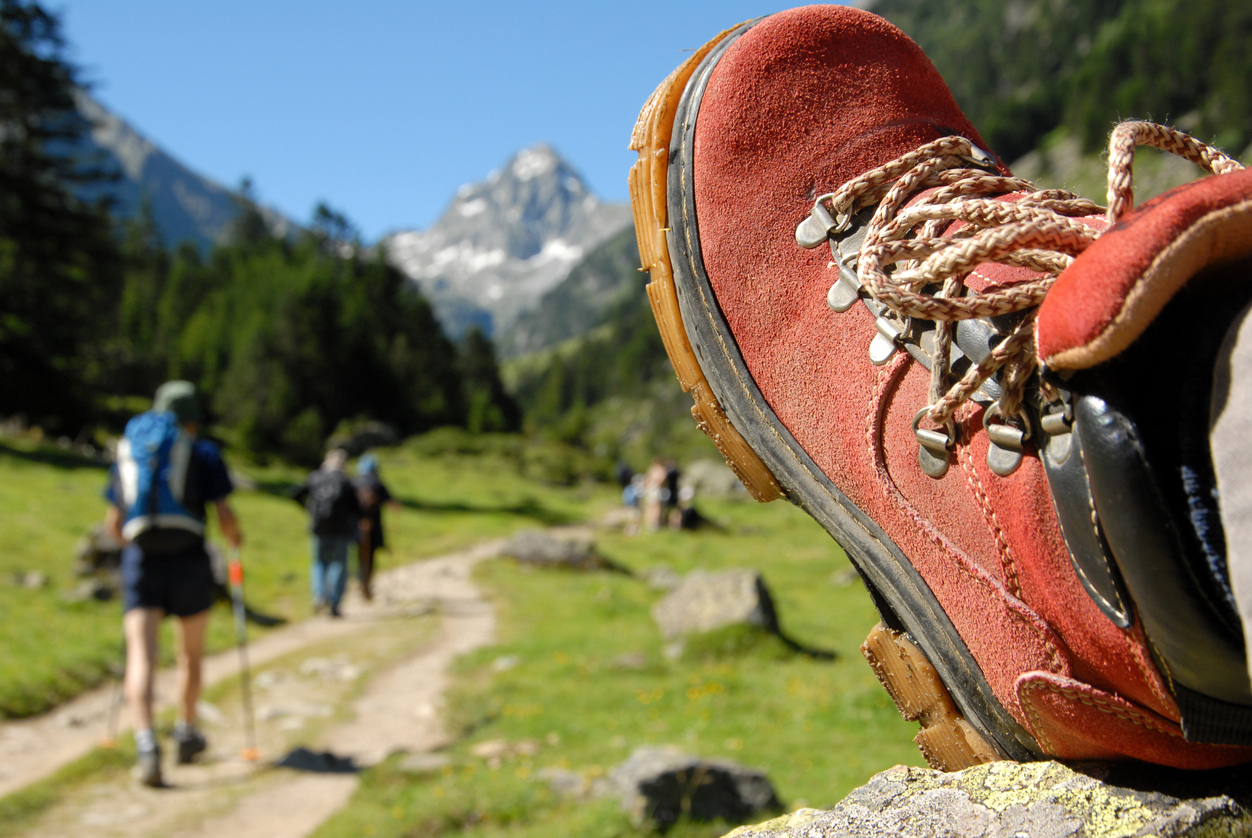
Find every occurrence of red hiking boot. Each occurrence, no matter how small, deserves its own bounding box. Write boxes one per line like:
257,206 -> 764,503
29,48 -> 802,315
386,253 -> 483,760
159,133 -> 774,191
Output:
629,5 -> 1252,770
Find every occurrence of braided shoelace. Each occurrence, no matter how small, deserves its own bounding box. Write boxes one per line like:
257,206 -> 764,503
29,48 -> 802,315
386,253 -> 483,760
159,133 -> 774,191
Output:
810,121 -> 1244,469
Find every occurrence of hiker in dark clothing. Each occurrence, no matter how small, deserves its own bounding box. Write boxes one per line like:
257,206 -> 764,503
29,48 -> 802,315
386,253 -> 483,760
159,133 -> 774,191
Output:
293,449 -> 361,617
352,454 -> 397,601
103,380 -> 242,787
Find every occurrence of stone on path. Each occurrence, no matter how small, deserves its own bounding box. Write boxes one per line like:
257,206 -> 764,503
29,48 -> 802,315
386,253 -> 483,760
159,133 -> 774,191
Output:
722,761 -> 1251,838
608,746 -> 782,830
651,568 -> 778,640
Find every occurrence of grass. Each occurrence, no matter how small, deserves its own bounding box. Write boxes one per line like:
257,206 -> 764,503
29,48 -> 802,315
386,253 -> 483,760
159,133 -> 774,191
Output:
0,431 -> 616,719
314,497 -> 924,838
1,431 -> 925,837
0,745 -> 132,838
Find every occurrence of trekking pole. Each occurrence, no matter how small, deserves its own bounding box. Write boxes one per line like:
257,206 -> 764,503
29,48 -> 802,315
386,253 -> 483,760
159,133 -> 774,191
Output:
227,549 -> 260,761
100,636 -> 126,749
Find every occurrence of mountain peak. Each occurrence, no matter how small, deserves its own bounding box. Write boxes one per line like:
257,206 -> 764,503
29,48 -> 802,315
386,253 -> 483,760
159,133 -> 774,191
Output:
386,144 -> 630,339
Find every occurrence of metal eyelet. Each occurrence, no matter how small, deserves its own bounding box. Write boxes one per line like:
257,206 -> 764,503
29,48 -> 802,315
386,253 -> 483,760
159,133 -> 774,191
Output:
984,402 -> 1031,477
870,314 -> 910,365
913,407 -> 955,479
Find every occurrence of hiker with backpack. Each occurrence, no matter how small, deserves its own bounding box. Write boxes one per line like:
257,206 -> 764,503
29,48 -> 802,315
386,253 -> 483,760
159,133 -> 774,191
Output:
352,454 -> 397,602
102,380 -> 242,787
292,448 -> 361,617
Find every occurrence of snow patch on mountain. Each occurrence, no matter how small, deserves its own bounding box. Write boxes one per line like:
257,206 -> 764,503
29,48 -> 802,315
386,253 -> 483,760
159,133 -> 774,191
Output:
383,143 -> 631,341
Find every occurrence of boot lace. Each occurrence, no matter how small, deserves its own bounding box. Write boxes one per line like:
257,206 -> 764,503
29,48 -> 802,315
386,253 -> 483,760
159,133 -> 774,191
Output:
801,121 -> 1245,476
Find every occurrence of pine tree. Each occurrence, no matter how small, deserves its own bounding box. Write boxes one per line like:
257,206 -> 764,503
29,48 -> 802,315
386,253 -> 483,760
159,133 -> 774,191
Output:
0,0 -> 120,431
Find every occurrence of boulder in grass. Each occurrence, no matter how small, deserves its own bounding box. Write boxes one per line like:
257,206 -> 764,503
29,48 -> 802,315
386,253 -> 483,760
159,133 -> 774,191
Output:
73,523 -> 122,576
502,529 -> 621,572
651,569 -> 778,640
608,746 -> 782,830
721,761 -> 1252,838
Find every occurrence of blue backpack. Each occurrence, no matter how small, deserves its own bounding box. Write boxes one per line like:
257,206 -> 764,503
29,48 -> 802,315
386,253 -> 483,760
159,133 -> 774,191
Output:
116,410 -> 204,552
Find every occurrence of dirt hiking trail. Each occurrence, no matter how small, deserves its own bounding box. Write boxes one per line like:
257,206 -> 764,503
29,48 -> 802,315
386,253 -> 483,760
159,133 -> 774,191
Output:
0,538 -> 506,838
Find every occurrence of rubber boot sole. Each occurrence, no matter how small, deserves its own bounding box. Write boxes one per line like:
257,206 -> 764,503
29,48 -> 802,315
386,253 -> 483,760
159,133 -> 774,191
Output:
628,19 -> 1039,770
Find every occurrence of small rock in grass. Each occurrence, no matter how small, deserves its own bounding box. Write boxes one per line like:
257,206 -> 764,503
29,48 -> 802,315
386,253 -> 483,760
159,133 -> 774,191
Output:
610,651 -> 648,670
642,566 -> 680,591
491,655 -> 521,672
397,753 -> 452,774
651,569 -> 778,640
607,745 -> 782,829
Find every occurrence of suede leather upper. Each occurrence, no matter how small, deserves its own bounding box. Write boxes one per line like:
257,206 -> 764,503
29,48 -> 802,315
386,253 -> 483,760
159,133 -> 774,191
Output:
684,4 -> 1252,766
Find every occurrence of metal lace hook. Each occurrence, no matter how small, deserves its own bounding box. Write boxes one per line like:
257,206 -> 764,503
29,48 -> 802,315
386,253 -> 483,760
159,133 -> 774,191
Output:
913,407 -> 955,479
984,401 -> 1032,477
796,194 -> 852,249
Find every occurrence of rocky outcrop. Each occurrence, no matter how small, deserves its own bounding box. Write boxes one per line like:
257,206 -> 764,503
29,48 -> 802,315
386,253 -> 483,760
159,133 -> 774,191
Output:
722,761 -> 1251,838
608,746 -> 781,830
651,569 -> 778,640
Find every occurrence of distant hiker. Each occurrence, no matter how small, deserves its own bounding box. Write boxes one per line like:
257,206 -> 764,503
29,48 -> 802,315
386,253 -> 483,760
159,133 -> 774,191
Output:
103,380 -> 242,787
663,460 -> 681,519
642,459 -> 668,531
352,454 -> 397,602
293,448 -> 361,617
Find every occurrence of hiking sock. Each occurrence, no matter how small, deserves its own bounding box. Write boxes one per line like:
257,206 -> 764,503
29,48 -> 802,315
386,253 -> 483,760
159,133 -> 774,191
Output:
135,727 -> 156,752
173,720 -> 197,740
1211,297 -> 1252,679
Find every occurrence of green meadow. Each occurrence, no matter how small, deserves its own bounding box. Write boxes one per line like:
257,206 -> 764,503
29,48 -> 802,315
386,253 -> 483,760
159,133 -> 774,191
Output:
0,432 -> 923,836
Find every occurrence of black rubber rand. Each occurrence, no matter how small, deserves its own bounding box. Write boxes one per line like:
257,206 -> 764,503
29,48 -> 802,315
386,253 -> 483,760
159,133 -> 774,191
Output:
663,23 -> 1042,762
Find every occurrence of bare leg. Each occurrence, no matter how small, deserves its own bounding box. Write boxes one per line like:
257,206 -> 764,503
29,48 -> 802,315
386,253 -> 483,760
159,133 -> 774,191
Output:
174,609 -> 210,726
123,607 -> 163,731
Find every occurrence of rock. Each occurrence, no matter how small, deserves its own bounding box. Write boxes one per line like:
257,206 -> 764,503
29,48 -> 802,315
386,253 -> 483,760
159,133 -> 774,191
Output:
61,579 -> 114,603
397,752 -> 452,774
643,565 -> 681,591
502,529 -> 614,571
491,654 -> 521,672
12,570 -> 48,589
470,737 -> 541,769
607,746 -> 782,829
539,766 -> 596,799
681,460 -> 747,497
68,524 -> 122,601
722,761 -> 1251,838
651,569 -> 778,640
610,651 -> 649,671
74,524 -> 123,572
195,700 -> 225,726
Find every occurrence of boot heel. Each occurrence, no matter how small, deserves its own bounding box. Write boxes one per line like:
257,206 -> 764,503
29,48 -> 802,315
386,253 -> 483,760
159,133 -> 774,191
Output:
862,622 -> 1001,772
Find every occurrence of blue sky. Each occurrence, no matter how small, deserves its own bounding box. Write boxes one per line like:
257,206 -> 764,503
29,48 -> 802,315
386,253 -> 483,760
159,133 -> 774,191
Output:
56,1 -> 812,242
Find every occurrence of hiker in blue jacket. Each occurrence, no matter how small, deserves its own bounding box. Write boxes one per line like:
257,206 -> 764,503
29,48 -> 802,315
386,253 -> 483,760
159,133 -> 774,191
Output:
103,380 -> 243,787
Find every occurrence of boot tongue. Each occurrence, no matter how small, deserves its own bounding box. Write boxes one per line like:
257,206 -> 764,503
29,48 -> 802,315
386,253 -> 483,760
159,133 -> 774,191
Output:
1038,168 -> 1252,371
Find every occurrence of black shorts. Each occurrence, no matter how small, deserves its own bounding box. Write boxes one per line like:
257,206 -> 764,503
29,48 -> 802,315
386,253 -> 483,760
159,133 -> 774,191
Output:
121,539 -> 216,617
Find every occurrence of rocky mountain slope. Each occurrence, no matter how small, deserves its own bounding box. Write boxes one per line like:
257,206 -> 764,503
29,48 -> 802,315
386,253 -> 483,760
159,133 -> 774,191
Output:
383,144 -> 631,342
75,93 -> 296,249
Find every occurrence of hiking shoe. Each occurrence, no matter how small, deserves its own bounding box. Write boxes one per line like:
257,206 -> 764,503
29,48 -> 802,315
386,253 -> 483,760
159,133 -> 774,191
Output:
175,727 -> 208,764
133,744 -> 162,787
629,5 -> 1252,770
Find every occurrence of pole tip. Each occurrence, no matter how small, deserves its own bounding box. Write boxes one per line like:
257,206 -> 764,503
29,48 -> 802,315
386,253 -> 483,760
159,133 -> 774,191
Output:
241,747 -> 261,762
